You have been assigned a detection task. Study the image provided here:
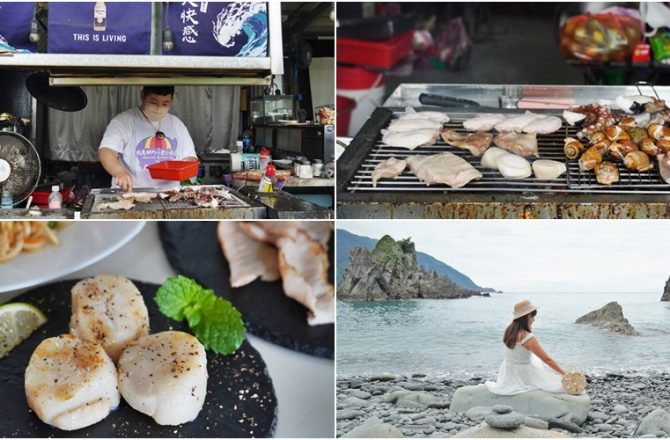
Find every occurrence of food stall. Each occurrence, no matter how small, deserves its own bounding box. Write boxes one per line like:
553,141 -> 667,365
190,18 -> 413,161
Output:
337,83 -> 670,219
0,2 -> 333,219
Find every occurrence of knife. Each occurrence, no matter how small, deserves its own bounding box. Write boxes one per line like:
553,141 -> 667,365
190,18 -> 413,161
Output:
418,93 -> 480,109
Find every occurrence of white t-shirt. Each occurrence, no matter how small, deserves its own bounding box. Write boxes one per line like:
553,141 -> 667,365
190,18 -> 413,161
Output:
99,107 -> 197,189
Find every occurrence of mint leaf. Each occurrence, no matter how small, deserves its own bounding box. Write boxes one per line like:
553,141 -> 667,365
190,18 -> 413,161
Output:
192,297 -> 245,355
155,275 -> 245,355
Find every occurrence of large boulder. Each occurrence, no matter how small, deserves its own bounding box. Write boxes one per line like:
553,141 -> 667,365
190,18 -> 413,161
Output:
663,276 -> 670,301
341,416 -> 404,438
575,301 -> 639,336
453,422 -> 569,438
450,384 -> 591,425
635,409 -> 670,437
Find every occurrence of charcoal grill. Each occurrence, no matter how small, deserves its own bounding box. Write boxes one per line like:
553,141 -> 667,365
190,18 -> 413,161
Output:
337,84 -> 670,219
81,185 -> 266,219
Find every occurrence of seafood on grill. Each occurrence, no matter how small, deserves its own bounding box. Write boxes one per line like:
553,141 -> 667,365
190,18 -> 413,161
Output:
496,154 -> 532,180
647,123 -> 670,142
623,125 -> 649,143
579,145 -> 603,171
440,129 -> 493,156
639,138 -> 660,156
623,151 -> 654,172
594,161 -> 620,185
463,113 -> 507,132
406,153 -> 483,188
371,157 -> 407,187
563,137 -> 585,160
532,160 -> 566,180
615,95 -> 654,114
119,192 -> 158,204
522,116 -> 563,135
386,118 -> 443,133
95,199 -> 136,211
25,334 -> 120,431
70,275 -> 150,362
381,128 -> 438,150
605,126 -> 631,142
480,147 -> 510,170
494,111 -> 544,133
493,132 -> 539,157
568,103 -> 620,138
658,153 -> 670,184
607,140 -> 638,162
562,110 -> 586,126
397,107 -> 450,123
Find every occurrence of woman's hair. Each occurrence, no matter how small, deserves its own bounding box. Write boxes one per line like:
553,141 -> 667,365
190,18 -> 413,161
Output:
503,310 -> 537,349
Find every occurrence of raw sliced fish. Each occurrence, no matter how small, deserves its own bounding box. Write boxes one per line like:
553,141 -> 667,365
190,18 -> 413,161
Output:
276,232 -> 334,326
481,147 -> 510,170
497,154 -> 532,180
440,129 -> 493,156
494,132 -> 539,157
70,275 -> 150,362
522,116 -> 563,134
217,222 -> 280,288
239,221 -> 333,250
532,160 -> 566,180
463,113 -> 507,132
371,157 -> 407,187
386,118 -> 443,133
494,111 -> 543,133
406,153 -> 483,188
25,334 -> 120,431
118,331 -> 208,425
381,128 -> 438,150
397,107 -> 450,123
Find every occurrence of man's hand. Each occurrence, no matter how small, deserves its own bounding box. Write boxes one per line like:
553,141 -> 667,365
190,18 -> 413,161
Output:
114,171 -> 133,192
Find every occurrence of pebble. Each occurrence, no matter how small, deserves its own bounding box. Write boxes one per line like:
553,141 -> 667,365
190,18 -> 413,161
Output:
614,405 -> 629,413
337,410 -> 363,421
427,401 -> 450,409
485,412 -> 525,429
594,423 -> 615,433
492,405 -> 513,414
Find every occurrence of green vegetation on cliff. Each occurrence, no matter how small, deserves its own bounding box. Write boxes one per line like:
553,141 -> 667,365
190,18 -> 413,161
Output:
372,235 -> 416,272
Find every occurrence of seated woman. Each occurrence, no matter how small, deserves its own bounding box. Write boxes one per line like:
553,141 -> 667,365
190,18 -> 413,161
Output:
486,300 -> 565,395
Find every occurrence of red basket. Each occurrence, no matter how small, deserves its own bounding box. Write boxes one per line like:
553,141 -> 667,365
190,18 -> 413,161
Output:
147,160 -> 200,181
337,31 -> 414,69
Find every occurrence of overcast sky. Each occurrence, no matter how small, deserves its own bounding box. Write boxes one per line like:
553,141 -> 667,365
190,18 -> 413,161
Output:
338,221 -> 670,293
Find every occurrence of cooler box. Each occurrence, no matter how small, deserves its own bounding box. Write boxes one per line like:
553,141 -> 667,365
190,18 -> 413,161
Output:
48,2 -> 151,54
162,2 -> 268,56
337,31 -> 413,70
337,65 -> 385,137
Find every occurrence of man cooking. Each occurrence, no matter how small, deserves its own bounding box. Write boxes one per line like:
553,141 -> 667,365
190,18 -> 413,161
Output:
98,86 -> 197,192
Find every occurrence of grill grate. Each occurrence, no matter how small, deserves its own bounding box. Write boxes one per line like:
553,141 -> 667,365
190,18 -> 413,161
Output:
345,116 -> 670,195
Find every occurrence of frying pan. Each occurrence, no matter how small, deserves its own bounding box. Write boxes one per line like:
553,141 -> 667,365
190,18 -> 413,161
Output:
25,72 -> 88,112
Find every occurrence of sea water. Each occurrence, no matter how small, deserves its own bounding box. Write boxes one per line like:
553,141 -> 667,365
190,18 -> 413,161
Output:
337,292 -> 670,378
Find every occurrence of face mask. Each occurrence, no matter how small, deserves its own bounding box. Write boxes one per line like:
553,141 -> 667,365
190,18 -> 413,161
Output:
143,103 -> 169,122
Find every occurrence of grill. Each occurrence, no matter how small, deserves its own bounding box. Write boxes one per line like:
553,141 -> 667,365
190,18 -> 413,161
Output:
81,185 -> 266,219
345,113 -> 670,195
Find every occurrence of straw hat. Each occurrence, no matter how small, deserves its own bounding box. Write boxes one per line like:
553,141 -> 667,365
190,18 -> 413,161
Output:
513,300 -> 538,320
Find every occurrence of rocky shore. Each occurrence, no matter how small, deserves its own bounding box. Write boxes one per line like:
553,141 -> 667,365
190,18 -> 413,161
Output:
337,372 -> 670,438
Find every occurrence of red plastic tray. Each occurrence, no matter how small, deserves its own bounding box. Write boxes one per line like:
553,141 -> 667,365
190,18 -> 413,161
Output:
147,160 -> 200,181
337,31 -> 414,70
31,186 -> 73,207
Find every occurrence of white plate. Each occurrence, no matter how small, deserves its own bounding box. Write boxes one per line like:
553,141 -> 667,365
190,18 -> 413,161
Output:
0,222 -> 145,294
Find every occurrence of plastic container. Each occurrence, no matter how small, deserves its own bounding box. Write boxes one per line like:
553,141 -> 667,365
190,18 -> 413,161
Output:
147,160 -> 199,181
230,153 -> 260,171
336,96 -> 356,136
32,186 -> 73,208
337,31 -> 414,69
337,65 -> 385,137
48,186 -> 62,209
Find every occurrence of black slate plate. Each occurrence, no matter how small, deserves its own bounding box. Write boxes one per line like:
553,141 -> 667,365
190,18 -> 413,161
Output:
0,280 -> 277,438
158,222 -> 334,359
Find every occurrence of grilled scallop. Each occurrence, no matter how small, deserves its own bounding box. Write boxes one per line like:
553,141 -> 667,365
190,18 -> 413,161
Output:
595,161 -> 620,185
117,331 -> 208,426
624,151 -> 654,172
70,275 -> 150,363
25,334 -> 120,431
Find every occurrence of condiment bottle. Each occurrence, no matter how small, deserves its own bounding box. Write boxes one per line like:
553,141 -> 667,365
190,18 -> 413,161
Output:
48,185 -> 62,209
258,163 -> 276,193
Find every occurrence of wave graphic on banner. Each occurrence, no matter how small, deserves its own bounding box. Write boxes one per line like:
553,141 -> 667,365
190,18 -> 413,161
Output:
212,2 -> 267,57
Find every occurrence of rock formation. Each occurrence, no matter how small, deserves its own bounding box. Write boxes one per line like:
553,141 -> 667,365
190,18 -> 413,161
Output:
662,276 -> 670,301
575,302 -> 639,336
338,235 -> 479,301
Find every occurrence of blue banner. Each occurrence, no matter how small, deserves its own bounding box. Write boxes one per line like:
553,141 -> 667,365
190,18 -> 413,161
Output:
0,2 -> 37,51
163,2 -> 268,56
48,2 -> 151,54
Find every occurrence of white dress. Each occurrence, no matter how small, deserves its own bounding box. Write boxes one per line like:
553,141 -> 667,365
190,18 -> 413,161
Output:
485,333 -> 564,395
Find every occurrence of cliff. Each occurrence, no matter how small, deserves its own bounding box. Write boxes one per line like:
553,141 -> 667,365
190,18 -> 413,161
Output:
338,235 -> 480,301
662,276 -> 670,301
575,302 -> 639,336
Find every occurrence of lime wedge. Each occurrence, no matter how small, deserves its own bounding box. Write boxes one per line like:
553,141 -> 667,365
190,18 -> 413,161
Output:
0,302 -> 47,358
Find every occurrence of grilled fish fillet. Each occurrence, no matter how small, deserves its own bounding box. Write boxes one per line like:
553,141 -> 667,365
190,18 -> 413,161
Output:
276,232 -> 334,326
118,331 -> 208,426
70,275 -> 150,363
494,132 -> 539,157
406,153 -> 483,188
494,111 -> 543,133
440,129 -> 493,156
218,222 -> 280,288
522,116 -> 563,134
381,128 -> 438,150
25,334 -> 120,431
463,113 -> 507,132
239,221 -> 333,250
386,118 -> 443,132
372,157 -> 407,187
397,107 -> 450,123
